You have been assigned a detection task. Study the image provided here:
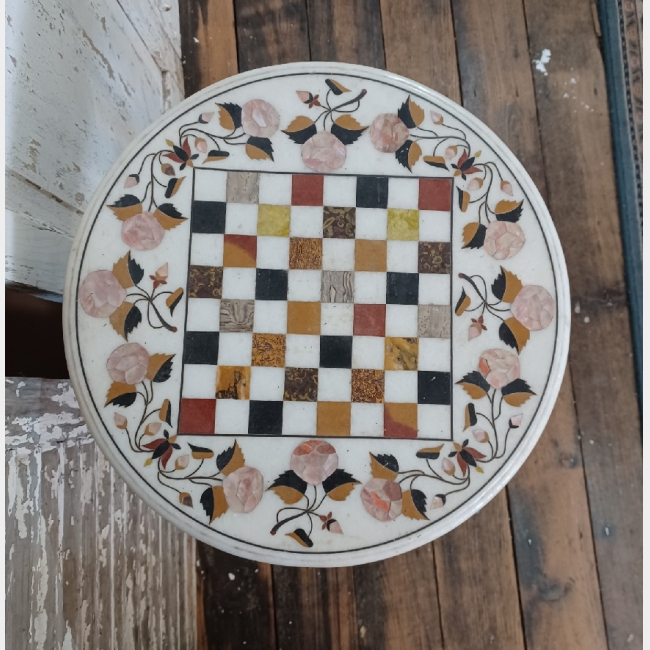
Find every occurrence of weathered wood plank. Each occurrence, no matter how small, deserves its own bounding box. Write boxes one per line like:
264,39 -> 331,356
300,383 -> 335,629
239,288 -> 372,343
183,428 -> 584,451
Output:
234,0 -> 310,72
380,0 -> 461,101
118,0 -> 184,66
306,0 -> 384,66
5,0 -> 185,294
179,6 -> 279,647
197,546 -> 276,650
380,4 -> 526,648
5,378 -> 197,649
354,546 -> 443,650
521,0 -> 643,647
180,0 -> 239,96
597,0 -> 643,398
273,567 -> 359,650
510,374 -> 608,648
449,1 -> 610,647
434,495 -> 526,649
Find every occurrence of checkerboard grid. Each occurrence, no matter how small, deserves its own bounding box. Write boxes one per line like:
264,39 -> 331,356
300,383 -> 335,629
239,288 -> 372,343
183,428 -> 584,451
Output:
180,169 -> 454,438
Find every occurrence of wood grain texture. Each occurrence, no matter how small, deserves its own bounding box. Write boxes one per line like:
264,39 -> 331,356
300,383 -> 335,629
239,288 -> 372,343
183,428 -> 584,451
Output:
434,495 -> 526,649
509,373 -> 607,649
197,546 -> 276,650
273,567 -> 358,650
450,0 -> 610,647
180,0 -> 238,96
522,0 -> 643,646
381,4 -> 527,648
5,378 -> 197,649
307,0 -> 385,66
234,0 -> 310,71
380,0 -> 461,101
354,546 -> 443,650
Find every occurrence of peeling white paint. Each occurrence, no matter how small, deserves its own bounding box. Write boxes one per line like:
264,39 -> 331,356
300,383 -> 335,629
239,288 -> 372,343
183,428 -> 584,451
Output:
533,49 -> 552,76
6,378 -> 197,648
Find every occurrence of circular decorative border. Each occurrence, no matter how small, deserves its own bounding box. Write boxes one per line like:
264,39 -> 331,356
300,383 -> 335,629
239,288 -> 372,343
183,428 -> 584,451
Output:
64,62 -> 570,567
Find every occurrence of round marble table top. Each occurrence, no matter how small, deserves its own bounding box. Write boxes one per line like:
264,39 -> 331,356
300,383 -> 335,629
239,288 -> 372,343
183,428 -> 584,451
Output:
64,62 -> 569,567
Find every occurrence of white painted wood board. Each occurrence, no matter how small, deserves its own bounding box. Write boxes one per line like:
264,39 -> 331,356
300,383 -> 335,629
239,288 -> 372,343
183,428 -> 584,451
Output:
5,377 -> 197,649
5,0 -> 185,295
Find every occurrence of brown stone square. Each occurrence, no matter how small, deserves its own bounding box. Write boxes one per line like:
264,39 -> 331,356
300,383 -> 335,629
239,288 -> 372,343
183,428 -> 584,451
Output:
287,301 -> 321,335
216,366 -> 251,399
351,369 -> 384,403
418,178 -> 453,211
252,333 -> 286,367
385,337 -> 419,370
355,239 -> 387,272
323,206 -> 356,239
292,174 -> 324,206
223,234 -> 257,268
188,265 -> 223,299
289,237 -> 322,269
317,402 -> 351,436
353,304 -> 386,337
284,367 -> 319,402
384,403 -> 418,438
418,241 -> 451,274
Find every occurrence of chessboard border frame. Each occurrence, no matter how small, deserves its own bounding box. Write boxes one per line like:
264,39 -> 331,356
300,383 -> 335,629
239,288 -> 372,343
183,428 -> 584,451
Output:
175,165 -> 456,441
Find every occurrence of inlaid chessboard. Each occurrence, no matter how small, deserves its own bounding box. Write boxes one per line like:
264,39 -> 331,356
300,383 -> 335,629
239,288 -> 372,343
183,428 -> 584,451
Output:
178,167 -> 454,439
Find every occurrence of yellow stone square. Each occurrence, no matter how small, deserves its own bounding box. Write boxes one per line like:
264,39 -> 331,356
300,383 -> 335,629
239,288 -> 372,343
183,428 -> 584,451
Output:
257,204 -> 290,237
387,209 -> 419,241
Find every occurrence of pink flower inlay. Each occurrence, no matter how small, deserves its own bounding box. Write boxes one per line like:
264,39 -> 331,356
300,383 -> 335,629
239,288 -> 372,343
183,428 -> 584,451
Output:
121,212 -> 164,251
361,478 -> 402,522
107,343 -> 149,385
511,285 -> 556,331
369,113 -> 409,153
290,440 -> 338,485
223,466 -> 264,513
79,270 -> 126,318
241,99 -> 280,138
301,132 -> 346,172
483,221 -> 525,260
478,349 -> 520,389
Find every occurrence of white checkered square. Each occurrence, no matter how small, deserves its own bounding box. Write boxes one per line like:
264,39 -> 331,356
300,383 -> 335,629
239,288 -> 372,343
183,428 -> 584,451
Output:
250,366 -> 285,401
283,402 -> 318,435
215,400 -> 249,435
182,365 -> 216,398
218,332 -> 252,366
290,206 -> 323,238
351,403 -> 384,436
259,172 -> 292,204
253,300 -> 287,334
186,298 -> 220,331
191,234 -> 223,267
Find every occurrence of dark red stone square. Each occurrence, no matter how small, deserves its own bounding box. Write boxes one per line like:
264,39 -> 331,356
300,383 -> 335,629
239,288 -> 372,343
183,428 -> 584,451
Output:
179,398 -> 216,434
418,178 -> 453,211
292,174 -> 324,206
353,304 -> 386,337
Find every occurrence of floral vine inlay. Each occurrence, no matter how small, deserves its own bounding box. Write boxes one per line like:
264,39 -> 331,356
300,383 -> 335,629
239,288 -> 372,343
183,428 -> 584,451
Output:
370,95 -> 528,260
283,78 -> 368,172
268,440 -> 360,547
72,69 -> 565,558
362,348 -> 533,518
455,266 -> 556,351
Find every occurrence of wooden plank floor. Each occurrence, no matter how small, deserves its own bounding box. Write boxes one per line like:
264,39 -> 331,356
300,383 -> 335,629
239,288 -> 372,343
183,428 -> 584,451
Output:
179,2 -> 642,648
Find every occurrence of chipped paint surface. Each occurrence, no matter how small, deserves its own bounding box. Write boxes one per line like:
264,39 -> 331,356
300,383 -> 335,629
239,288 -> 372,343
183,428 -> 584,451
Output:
5,378 -> 196,648
5,0 -> 183,294
533,49 -> 552,75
